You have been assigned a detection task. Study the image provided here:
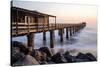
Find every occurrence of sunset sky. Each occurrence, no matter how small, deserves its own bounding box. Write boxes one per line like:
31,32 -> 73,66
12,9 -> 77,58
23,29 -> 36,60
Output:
12,1 -> 97,26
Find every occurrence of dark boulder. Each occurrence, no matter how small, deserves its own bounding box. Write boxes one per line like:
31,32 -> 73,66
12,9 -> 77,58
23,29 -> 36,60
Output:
64,51 -> 76,62
31,49 -> 49,64
85,53 -> 97,61
51,52 -> 67,63
47,61 -> 55,64
11,41 -> 27,65
75,52 -> 96,62
76,52 -> 87,59
39,61 -> 48,65
12,41 -> 27,54
39,47 -> 52,58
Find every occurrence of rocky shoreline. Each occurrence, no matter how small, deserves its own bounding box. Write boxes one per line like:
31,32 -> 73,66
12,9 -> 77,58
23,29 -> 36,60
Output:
11,41 -> 97,66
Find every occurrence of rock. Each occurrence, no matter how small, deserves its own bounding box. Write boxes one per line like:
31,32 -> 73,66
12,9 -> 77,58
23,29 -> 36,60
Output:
64,51 -> 70,56
85,53 -> 97,61
13,55 -> 39,66
39,47 -> 52,58
51,52 -> 67,63
76,52 -> 87,59
31,50 -> 48,64
64,51 -> 76,62
12,41 -> 39,66
75,59 -> 88,62
47,61 -> 55,64
12,41 -> 23,46
11,52 -> 25,65
75,52 -> 95,62
12,41 -> 28,55
11,41 -> 27,65
39,61 -> 48,65
31,49 -> 38,57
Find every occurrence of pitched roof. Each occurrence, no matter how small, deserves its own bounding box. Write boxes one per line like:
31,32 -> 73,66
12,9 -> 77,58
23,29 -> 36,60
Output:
11,6 -> 56,17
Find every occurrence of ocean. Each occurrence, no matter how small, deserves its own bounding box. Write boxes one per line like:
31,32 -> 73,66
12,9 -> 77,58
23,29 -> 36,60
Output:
12,23 -> 97,58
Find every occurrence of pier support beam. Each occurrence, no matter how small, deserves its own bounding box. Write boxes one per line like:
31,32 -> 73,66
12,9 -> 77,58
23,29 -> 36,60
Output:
27,33 -> 34,50
59,29 -> 63,42
63,29 -> 64,34
50,30 -> 54,48
66,28 -> 69,39
72,26 -> 75,34
74,26 -> 76,33
77,26 -> 80,31
75,26 -> 77,32
43,32 -> 46,41
69,27 -> 72,36
58,30 -> 60,36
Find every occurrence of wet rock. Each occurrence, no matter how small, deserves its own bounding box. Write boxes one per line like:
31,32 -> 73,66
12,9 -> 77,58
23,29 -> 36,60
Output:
76,52 -> 87,59
12,41 -> 40,66
31,49 -> 38,57
51,52 -> 67,63
85,53 -> 97,61
64,52 -> 97,62
39,61 -> 48,65
12,41 -> 28,54
75,58 -> 88,62
75,52 -> 96,62
47,61 -> 55,64
39,51 -> 49,64
31,50 -> 48,64
39,47 -> 52,58
11,41 -> 27,65
64,51 -> 76,62
13,55 -> 39,66
11,52 -> 25,65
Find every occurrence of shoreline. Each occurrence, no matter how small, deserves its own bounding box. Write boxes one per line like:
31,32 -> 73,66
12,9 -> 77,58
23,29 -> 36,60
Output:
11,41 -> 97,66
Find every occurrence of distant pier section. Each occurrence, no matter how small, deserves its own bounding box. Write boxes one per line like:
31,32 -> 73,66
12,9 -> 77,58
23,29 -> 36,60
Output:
11,7 -> 86,49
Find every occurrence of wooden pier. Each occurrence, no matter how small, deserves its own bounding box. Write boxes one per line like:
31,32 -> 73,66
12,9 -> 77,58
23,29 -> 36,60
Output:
11,7 -> 86,50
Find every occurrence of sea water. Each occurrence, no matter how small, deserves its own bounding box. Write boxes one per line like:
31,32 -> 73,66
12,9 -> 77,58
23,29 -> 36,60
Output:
12,23 -> 97,58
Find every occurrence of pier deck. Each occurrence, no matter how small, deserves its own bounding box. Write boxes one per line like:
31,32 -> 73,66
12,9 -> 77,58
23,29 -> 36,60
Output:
11,6 -> 86,49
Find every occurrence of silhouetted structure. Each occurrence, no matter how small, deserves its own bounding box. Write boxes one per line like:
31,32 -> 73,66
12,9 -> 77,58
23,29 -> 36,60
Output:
11,7 -> 86,49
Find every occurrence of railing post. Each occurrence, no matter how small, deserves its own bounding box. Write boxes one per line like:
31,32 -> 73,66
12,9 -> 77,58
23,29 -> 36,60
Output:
16,10 -> 18,36
55,16 -> 56,29
28,17 -> 30,33
48,16 -> 49,30
35,16 -> 38,32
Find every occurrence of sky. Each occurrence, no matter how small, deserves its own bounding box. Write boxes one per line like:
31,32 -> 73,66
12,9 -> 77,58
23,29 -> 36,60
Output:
12,1 -> 97,26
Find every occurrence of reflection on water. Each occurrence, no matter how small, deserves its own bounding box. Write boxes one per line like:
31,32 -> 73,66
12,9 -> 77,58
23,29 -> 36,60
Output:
12,24 -> 97,58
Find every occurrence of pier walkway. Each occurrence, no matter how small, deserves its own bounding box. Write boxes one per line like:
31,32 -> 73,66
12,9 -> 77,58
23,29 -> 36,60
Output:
11,7 -> 86,49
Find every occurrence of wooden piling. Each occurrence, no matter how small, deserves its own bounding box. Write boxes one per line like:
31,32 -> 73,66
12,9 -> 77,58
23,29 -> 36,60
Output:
43,32 -> 46,41
27,33 -> 34,49
58,29 -> 60,36
69,27 -> 72,36
63,29 -> 64,34
66,28 -> 69,39
73,26 -> 75,34
75,26 -> 78,32
50,30 -> 54,48
77,26 -> 80,31
60,29 -> 63,42
74,26 -> 76,33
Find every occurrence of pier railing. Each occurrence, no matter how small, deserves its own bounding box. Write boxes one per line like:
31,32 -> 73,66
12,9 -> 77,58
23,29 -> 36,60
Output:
12,22 -> 86,37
